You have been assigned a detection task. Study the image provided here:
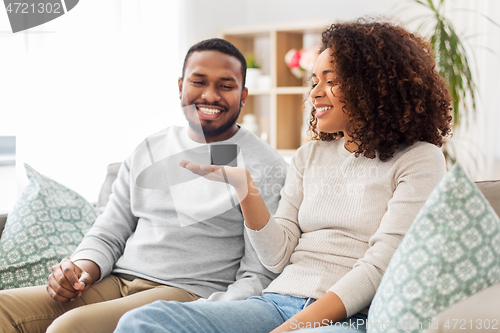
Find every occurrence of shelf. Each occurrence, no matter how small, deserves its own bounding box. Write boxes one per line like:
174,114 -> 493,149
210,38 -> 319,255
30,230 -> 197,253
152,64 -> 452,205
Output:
247,89 -> 271,96
221,22 -> 327,151
248,87 -> 309,96
275,87 -> 310,95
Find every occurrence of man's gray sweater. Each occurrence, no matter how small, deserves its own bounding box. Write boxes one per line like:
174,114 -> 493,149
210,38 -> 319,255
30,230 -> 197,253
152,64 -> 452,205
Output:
72,125 -> 288,301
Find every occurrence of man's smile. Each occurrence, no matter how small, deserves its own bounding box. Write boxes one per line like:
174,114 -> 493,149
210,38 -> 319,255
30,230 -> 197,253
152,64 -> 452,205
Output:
195,104 -> 226,121
198,107 -> 221,115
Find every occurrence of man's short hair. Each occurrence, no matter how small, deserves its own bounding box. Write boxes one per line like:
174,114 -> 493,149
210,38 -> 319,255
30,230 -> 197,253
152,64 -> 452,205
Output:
182,38 -> 247,89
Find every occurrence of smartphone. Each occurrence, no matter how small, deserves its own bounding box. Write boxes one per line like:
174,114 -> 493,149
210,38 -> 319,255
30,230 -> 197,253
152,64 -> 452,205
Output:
209,144 -> 238,167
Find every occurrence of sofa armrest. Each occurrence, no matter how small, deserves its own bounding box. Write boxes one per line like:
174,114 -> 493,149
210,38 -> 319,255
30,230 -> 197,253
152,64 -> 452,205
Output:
97,162 -> 121,208
476,180 -> 500,218
429,282 -> 500,332
0,213 -> 7,238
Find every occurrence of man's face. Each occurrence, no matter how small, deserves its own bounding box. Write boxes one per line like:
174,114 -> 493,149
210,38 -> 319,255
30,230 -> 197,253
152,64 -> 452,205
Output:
179,50 -> 248,142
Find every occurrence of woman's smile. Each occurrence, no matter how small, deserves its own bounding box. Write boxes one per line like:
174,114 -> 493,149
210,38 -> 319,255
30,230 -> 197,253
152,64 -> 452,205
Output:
314,105 -> 332,118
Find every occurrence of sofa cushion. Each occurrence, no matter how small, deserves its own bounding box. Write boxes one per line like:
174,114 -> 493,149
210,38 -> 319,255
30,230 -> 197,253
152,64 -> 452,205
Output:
367,164 -> 500,333
0,164 -> 97,289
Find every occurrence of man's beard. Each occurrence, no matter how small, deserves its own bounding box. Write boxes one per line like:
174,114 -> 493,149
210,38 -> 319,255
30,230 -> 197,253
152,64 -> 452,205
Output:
188,101 -> 242,138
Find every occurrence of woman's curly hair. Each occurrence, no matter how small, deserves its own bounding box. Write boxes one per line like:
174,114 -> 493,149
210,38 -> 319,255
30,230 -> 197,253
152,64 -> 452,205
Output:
309,18 -> 453,161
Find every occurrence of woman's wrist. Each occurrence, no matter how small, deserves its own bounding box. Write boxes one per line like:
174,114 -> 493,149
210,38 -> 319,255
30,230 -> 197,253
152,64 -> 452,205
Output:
235,169 -> 272,231
234,169 -> 254,202
274,292 -> 347,332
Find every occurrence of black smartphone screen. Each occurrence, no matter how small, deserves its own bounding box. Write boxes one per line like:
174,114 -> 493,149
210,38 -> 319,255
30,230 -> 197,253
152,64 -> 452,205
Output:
210,144 -> 238,167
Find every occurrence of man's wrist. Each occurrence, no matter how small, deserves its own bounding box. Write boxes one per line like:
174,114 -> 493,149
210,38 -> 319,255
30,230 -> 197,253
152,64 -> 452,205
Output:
74,259 -> 101,284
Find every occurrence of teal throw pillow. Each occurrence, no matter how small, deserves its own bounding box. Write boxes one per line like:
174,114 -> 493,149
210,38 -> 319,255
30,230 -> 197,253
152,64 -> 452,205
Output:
0,164 -> 97,289
368,164 -> 500,333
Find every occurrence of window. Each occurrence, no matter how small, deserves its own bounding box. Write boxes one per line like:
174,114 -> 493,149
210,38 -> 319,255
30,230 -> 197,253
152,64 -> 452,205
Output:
1,1 -> 182,209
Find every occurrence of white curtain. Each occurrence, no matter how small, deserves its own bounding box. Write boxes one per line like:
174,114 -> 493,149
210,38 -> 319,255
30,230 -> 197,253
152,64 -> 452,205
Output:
0,0 -> 184,206
394,0 -> 500,180
445,0 -> 500,180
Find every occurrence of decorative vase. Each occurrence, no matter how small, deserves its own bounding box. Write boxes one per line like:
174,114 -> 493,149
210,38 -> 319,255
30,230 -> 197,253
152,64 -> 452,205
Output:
246,68 -> 261,90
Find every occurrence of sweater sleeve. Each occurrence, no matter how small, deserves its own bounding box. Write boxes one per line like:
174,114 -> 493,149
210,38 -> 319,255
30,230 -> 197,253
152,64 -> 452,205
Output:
328,144 -> 446,317
206,158 -> 288,301
71,156 -> 138,281
246,146 -> 307,274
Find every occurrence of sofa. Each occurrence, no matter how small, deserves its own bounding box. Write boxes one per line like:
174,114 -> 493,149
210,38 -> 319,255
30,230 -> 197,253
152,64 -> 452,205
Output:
0,163 -> 499,332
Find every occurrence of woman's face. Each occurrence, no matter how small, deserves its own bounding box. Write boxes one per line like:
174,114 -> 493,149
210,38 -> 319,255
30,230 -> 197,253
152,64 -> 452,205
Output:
310,49 -> 349,134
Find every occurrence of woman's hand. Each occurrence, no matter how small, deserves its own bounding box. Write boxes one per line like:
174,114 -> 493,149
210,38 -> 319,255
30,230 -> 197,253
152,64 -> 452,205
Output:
179,160 -> 250,199
179,160 -> 271,231
270,292 -> 347,332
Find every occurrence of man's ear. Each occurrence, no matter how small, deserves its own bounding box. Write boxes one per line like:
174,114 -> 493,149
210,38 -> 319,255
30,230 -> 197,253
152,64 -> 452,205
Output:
240,87 -> 248,108
178,77 -> 183,98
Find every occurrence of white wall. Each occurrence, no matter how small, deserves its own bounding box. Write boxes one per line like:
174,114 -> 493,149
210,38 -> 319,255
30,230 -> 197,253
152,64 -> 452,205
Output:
0,0 -> 186,209
179,0 -> 404,53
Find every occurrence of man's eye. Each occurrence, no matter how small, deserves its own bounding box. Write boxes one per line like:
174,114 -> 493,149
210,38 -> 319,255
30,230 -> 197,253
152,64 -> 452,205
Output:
221,85 -> 233,90
311,83 -> 318,88
192,81 -> 204,85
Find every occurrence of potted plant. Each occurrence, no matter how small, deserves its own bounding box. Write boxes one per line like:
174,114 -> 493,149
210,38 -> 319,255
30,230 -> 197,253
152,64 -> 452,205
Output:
402,0 -> 499,169
245,55 -> 261,90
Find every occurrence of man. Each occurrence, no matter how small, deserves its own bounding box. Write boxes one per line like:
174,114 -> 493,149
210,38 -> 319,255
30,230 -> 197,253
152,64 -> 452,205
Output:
0,38 -> 288,333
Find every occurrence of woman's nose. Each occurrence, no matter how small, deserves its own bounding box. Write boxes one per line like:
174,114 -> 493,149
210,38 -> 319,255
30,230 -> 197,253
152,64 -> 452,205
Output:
310,83 -> 324,99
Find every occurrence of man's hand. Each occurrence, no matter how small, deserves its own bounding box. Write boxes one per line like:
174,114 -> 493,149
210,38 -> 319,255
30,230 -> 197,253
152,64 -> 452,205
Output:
46,259 -> 99,302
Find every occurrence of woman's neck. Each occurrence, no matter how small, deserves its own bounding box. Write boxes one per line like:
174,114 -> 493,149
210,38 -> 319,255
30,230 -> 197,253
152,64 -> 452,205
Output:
343,134 -> 360,153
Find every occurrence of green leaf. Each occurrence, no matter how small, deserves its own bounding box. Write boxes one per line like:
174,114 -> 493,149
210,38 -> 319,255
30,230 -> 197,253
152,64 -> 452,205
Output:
395,0 -> 500,167
407,0 -> 484,129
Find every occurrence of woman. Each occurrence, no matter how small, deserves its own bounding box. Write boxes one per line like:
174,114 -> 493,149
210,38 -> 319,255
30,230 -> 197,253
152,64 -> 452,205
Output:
113,18 -> 452,333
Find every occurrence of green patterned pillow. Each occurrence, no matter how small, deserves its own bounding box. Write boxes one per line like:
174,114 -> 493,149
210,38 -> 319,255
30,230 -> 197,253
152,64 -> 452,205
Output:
0,164 -> 97,289
368,164 -> 500,333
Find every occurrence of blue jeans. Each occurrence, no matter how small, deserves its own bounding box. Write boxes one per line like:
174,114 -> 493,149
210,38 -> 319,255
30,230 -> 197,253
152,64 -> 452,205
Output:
292,313 -> 367,332
114,293 -> 367,333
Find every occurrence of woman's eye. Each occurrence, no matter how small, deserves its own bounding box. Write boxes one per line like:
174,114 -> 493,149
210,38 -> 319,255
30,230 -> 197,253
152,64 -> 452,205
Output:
311,83 -> 318,88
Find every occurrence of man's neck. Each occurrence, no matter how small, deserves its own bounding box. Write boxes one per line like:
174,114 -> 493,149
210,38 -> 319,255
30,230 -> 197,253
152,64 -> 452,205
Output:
187,125 -> 240,143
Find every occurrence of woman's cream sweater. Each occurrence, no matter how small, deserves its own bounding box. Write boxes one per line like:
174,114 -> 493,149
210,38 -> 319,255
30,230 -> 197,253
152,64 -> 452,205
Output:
247,138 -> 446,317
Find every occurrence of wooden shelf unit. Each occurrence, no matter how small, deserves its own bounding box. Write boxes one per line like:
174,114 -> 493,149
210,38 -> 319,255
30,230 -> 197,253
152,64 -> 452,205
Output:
220,22 -> 330,152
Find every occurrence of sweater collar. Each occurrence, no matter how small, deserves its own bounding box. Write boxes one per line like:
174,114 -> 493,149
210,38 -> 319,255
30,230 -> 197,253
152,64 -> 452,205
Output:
337,137 -> 353,158
182,125 -> 247,148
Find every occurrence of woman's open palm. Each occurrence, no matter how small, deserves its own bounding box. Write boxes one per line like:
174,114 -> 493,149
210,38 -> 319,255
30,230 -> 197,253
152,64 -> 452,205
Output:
179,160 -> 250,198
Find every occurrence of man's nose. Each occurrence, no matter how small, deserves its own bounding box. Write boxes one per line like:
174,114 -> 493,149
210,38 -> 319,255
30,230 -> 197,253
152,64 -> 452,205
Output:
202,84 -> 221,102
